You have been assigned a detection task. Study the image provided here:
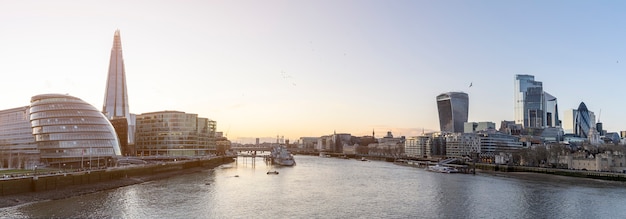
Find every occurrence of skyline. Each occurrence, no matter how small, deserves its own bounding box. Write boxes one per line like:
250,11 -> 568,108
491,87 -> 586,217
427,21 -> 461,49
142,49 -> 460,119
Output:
2,1 -> 626,143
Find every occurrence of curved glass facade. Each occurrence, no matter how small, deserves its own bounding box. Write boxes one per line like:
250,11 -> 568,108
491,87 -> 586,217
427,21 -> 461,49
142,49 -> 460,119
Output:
30,94 -> 121,167
575,102 -> 592,138
437,92 -> 469,133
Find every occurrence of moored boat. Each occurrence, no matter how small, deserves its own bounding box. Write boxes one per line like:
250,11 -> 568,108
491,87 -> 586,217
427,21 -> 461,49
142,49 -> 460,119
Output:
427,165 -> 459,173
271,145 -> 296,166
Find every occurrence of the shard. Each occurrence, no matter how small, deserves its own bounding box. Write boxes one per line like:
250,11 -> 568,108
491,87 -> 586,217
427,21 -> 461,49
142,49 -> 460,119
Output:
103,30 -> 134,147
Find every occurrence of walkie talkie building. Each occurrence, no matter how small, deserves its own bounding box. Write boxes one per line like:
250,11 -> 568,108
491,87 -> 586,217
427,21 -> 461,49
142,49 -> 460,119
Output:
437,92 -> 469,133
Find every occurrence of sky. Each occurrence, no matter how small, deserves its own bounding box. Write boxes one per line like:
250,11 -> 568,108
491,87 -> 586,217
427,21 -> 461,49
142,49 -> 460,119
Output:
2,1 -> 626,144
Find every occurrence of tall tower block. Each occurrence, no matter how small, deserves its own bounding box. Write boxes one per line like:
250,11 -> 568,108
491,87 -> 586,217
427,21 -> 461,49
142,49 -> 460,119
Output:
436,92 -> 469,133
103,30 -> 134,148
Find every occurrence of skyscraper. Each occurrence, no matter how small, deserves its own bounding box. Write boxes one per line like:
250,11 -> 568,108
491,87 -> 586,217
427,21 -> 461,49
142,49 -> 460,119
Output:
514,74 -> 559,128
437,92 -> 469,133
103,30 -> 134,145
575,102 -> 594,138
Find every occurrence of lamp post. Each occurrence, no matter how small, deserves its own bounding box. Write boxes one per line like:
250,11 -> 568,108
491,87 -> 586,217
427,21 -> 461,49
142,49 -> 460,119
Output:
34,165 -> 38,176
63,163 -> 66,173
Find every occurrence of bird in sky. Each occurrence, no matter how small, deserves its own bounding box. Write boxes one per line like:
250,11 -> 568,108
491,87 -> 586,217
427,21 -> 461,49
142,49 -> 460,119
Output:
469,82 -> 473,88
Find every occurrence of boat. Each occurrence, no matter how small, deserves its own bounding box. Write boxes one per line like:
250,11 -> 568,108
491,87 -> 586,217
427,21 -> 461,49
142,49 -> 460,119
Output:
270,145 -> 296,166
427,165 -> 459,173
267,170 -> 279,175
361,157 -> 368,161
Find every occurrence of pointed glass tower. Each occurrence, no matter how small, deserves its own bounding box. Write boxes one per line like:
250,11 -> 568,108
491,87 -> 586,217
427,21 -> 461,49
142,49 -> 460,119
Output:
103,30 -> 134,147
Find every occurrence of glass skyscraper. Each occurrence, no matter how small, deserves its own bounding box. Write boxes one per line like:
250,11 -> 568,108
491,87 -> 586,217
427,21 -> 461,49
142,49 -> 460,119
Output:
514,74 -> 559,128
103,30 -> 134,145
437,92 -> 469,133
575,102 -> 593,138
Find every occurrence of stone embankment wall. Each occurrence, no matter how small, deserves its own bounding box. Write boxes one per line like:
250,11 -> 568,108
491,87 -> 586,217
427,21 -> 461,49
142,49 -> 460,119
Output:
475,163 -> 626,181
0,156 -> 234,196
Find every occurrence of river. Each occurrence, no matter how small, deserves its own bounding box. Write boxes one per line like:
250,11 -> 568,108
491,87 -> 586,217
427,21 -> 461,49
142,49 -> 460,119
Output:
2,155 -> 626,218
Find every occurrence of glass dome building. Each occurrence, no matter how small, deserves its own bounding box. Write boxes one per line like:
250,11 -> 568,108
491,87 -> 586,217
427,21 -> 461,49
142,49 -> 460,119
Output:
30,94 -> 121,168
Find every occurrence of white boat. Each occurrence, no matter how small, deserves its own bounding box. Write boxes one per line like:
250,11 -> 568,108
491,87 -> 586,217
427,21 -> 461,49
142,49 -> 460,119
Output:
427,165 -> 459,173
270,145 -> 296,166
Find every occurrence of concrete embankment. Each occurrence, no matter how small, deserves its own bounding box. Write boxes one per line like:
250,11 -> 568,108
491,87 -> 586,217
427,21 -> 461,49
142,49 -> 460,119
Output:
0,156 -> 235,208
474,163 -> 626,182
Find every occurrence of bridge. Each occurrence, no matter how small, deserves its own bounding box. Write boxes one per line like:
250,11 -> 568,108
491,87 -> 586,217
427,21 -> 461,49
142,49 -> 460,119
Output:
231,146 -> 272,152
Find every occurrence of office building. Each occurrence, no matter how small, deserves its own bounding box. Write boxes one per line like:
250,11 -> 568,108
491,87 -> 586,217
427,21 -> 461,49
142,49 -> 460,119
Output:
563,102 -> 596,137
444,133 -> 479,158
404,136 -> 430,158
135,111 -> 216,156
0,106 -> 40,169
103,30 -> 135,147
437,92 -> 469,133
30,94 -> 122,168
574,102 -> 594,138
514,74 -> 559,128
476,131 -> 522,158
464,122 -> 496,133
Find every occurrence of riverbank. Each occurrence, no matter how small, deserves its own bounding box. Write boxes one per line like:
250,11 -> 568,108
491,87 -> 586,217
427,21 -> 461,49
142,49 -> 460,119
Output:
0,156 -> 235,208
393,159 -> 626,182
474,163 -> 626,182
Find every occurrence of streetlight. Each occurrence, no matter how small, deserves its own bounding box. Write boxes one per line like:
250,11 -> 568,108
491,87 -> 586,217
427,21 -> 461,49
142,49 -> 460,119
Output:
63,163 -> 66,173
34,165 -> 38,176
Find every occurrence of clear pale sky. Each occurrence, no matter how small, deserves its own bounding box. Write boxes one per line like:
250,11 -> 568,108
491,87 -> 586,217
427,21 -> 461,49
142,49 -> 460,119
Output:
2,1 -> 626,143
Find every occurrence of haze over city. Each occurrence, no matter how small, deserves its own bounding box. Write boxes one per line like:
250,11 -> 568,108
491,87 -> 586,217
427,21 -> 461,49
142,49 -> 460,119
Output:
2,1 -> 626,143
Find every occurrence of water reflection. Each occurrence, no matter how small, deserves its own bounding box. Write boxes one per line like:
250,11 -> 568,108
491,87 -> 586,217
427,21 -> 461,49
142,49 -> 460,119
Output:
2,156 -> 626,218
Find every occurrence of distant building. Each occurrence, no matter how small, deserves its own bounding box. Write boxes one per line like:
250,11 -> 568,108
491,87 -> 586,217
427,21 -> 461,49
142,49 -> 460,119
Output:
603,133 -> 620,144
317,135 -> 333,151
563,103 -> 596,136
560,151 -> 626,172
542,127 -> 564,143
575,102 -> 595,138
476,131 -> 522,159
298,137 -> 319,149
404,136 -> 429,158
436,92 -> 469,133
444,133 -> 479,158
135,111 -> 216,156
464,122 -> 495,133
514,74 -> 559,128
499,120 -> 522,135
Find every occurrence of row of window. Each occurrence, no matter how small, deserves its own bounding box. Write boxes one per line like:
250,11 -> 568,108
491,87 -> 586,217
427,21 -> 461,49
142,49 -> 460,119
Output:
30,111 -> 103,120
40,148 -> 115,157
37,140 -> 117,149
30,103 -> 94,113
31,117 -> 109,126
35,133 -> 116,141
33,125 -> 111,134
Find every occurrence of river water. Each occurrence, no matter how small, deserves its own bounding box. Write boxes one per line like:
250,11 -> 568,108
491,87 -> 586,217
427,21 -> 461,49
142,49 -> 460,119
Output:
2,155 -> 626,218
